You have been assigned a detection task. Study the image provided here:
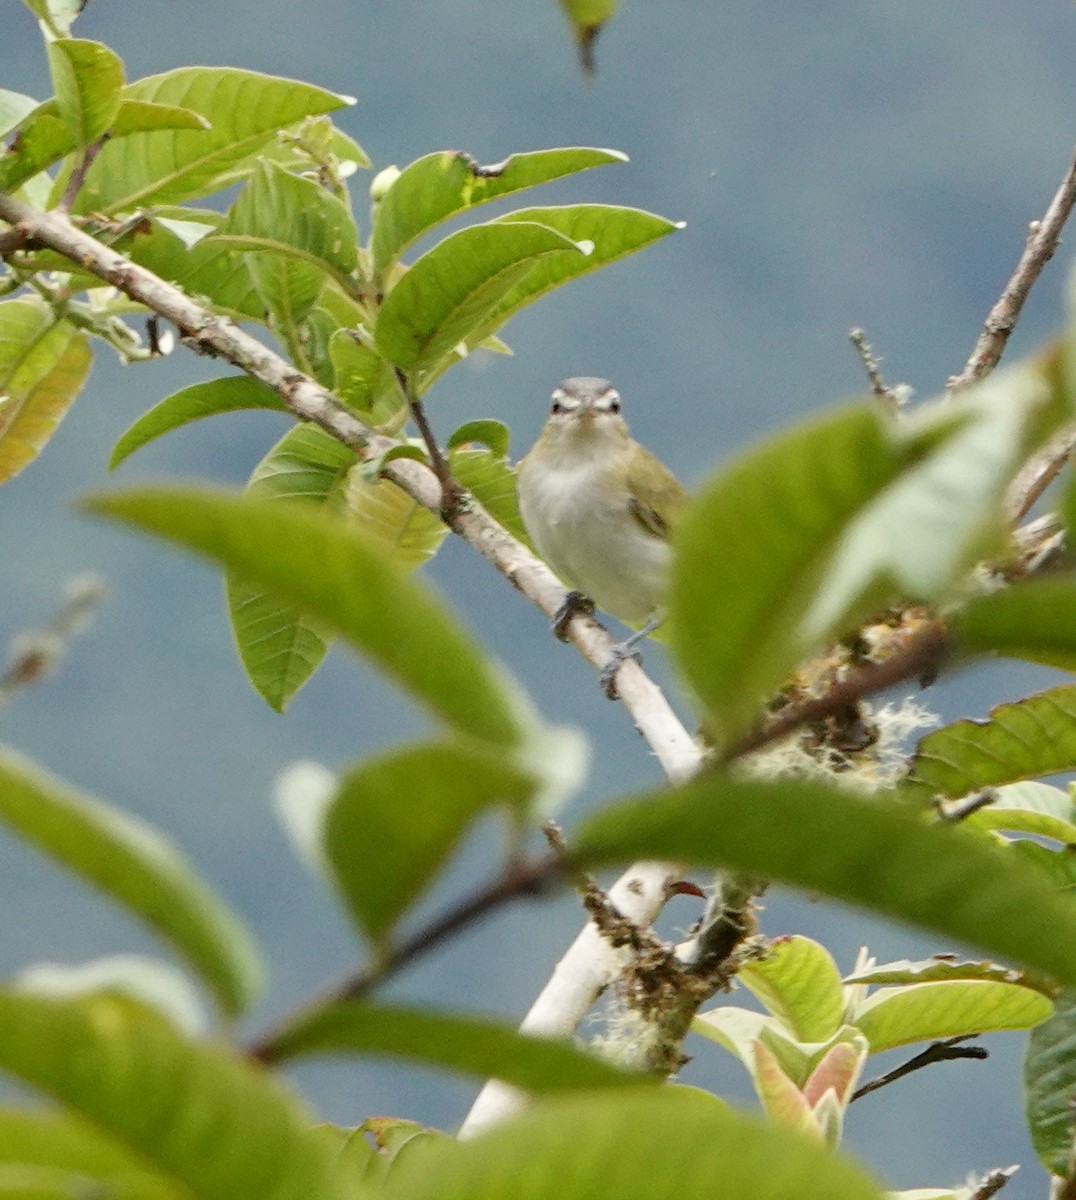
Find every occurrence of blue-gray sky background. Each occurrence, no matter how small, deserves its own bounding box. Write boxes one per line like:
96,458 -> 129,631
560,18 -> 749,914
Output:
2,2 -> 1075,1194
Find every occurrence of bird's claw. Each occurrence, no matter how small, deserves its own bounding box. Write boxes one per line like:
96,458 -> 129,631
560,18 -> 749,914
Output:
551,590 -> 595,641
600,639 -> 643,699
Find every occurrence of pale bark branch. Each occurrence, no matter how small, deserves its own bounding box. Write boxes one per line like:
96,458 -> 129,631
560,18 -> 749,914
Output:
0,191 -> 703,1126
949,146 -> 1076,391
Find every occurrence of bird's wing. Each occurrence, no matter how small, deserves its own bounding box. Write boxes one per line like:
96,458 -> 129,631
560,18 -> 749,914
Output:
626,444 -> 690,540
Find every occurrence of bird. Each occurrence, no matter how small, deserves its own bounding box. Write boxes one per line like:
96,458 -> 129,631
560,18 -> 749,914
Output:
516,377 -> 688,693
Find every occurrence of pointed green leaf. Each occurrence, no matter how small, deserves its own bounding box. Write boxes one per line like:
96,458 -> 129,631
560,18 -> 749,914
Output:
323,740 -> 536,947
668,404 -> 905,745
0,100 -> 72,192
955,575 -> 1076,673
227,425 -> 352,711
76,67 -> 351,212
46,39 -> 124,147
0,750 -> 262,1018
1026,988 -> 1076,1175
0,990 -> 343,1200
478,204 -> 679,343
738,936 -> 846,1043
0,299 -> 91,485
208,161 -> 352,278
110,376 -> 287,470
371,147 -> 627,273
379,1089 -> 884,1200
574,773 -> 1076,987
900,685 -> 1076,803
342,471 -> 448,572
262,1001 -> 647,1095
82,485 -> 528,747
375,220 -> 583,373
853,981 -> 1051,1052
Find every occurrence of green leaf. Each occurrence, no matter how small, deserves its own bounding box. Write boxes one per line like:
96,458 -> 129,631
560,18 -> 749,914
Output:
0,93 -> 209,193
262,1001 -> 648,1095
844,956 -> 1048,991
111,99 -> 210,136
124,215 -> 266,321
323,740 -> 536,947
46,39 -> 124,147
371,146 -> 627,273
375,220 -> 584,373
0,1108 -> 177,1199
0,299 -> 91,485
227,425 -> 353,712
900,685 -> 1076,803
0,89 -> 40,139
450,443 -> 530,545
206,161 -> 359,325
0,750 -> 262,1018
342,470 -> 449,572
478,204 -> 679,342
853,981 -> 1051,1052
964,781 -> 1076,843
76,67 -> 351,212
955,575 -> 1076,673
446,419 -> 512,458
110,376 -> 287,470
738,936 -> 846,1043
81,485 -> 528,747
328,330 -> 404,429
573,773 -> 1076,987
802,357 -> 1070,642
379,1089 -> 884,1200
1026,988 -> 1076,1176
668,403 -> 906,745
0,990 -> 344,1200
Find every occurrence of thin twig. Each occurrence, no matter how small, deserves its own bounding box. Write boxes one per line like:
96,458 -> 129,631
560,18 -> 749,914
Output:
247,853 -> 561,1063
949,146 -> 1076,390
849,327 -> 902,410
59,134 -> 109,212
934,788 -> 998,823
1008,424 -> 1076,523
850,1035 -> 987,1101
393,366 -> 464,514
0,574 -> 107,709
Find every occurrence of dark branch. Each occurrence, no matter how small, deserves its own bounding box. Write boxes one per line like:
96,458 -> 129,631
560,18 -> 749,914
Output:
851,1034 -> 987,1102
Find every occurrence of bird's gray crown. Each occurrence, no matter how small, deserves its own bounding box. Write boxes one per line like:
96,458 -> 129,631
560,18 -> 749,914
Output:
550,377 -> 621,414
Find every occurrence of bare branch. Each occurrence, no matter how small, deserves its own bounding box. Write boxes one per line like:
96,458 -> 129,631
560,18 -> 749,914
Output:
849,327 -> 903,410
723,620 -> 952,765
967,1166 -> 1018,1200
851,1035 -> 987,1101
0,573 -> 107,709
949,147 -> 1076,390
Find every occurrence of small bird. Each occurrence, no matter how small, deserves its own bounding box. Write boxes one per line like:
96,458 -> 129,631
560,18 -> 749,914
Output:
516,377 -> 688,692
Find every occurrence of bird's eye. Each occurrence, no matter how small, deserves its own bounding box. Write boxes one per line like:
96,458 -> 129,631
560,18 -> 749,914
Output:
608,399 -> 621,414
550,401 -> 563,414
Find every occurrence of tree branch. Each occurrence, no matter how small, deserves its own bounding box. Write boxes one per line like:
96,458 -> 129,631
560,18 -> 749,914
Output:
949,146 -> 1076,390
0,192 -> 703,1115
850,1035 -> 987,1101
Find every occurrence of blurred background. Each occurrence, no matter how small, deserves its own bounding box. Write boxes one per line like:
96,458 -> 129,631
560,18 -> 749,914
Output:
2,1 -> 1076,1193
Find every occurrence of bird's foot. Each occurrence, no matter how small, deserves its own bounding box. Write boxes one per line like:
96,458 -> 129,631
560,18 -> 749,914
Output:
551,590 -> 595,641
600,633 -> 646,699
